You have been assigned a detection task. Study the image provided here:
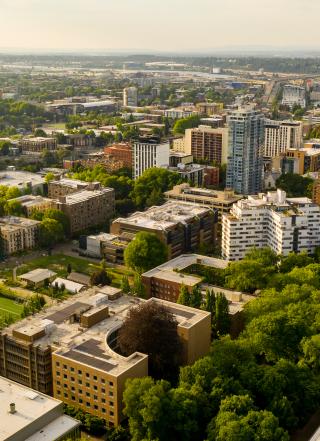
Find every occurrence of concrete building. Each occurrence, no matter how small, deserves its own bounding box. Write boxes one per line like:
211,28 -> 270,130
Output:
19,268 -> 57,289
0,170 -> 45,194
104,143 -> 133,168
9,194 -> 54,217
164,183 -> 242,223
0,376 -> 80,441
0,289 -> 210,426
48,178 -> 97,199
184,126 -> 228,164
111,201 -> 217,259
226,108 -> 265,195
264,120 -> 303,158
20,137 -> 57,154
196,102 -> 224,116
282,84 -> 306,109
133,140 -> 170,179
171,137 -> 185,152
284,146 -> 320,175
164,108 -> 198,119
163,163 -> 206,187
222,190 -> 320,260
53,185 -> 115,235
123,87 -> 138,107
312,178 -> 320,205
0,216 -> 40,255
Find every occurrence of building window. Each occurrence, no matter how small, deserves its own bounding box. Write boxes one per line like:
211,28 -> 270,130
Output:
56,362 -> 60,367
110,410 -> 114,416
78,370 -> 82,375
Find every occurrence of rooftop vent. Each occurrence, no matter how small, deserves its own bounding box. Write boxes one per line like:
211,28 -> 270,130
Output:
9,403 -> 16,414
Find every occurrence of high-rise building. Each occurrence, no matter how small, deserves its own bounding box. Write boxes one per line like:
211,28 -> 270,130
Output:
133,140 -> 170,179
184,126 -> 228,164
282,84 -> 306,109
226,108 -> 265,195
264,120 -> 302,158
222,190 -> 320,260
123,87 -> 138,107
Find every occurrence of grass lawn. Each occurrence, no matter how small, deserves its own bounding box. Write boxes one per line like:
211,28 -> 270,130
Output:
15,254 -> 99,279
0,296 -> 24,320
9,254 -> 135,289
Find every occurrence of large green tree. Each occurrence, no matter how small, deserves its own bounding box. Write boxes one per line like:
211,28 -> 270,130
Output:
124,232 -> 168,274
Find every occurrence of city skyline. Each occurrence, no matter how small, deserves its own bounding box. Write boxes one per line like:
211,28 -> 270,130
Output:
0,0 -> 319,53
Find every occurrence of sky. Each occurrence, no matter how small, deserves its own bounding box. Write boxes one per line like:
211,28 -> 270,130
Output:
0,0 -> 319,53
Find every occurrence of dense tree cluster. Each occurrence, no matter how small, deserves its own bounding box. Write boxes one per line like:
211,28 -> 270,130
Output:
276,173 -> 313,198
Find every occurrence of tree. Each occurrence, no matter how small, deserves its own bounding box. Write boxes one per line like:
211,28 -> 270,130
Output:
189,285 -> 202,308
124,232 -> 168,274
177,284 -> 191,306
39,218 -> 64,249
67,263 -> 72,274
34,128 -> 47,137
45,172 -> 55,183
121,275 -> 130,294
130,167 -> 182,209
4,200 -> 23,216
173,115 -> 201,135
43,208 -> 70,236
118,302 -> 183,379
276,173 -> 313,198
279,251 -> 314,273
90,269 -> 111,286
0,140 -> 10,156
132,273 -> 146,298
203,289 -> 216,316
212,293 -> 230,337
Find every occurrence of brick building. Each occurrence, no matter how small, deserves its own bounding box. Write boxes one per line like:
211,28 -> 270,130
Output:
20,137 -> 57,153
184,126 -> 228,164
104,143 -> 133,168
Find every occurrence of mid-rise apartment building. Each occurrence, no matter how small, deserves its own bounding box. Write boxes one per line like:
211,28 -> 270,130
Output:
48,178 -> 97,199
282,84 -> 306,109
20,137 -> 57,153
123,87 -> 138,107
222,190 -> 320,260
0,216 -> 40,255
184,126 -> 228,164
264,120 -> 302,158
53,185 -> 115,234
312,178 -> 320,205
0,377 -> 80,441
133,140 -> 170,179
0,290 -> 210,426
111,201 -> 217,259
226,108 -> 265,195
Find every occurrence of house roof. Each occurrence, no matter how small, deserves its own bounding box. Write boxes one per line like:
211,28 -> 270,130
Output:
19,268 -> 57,284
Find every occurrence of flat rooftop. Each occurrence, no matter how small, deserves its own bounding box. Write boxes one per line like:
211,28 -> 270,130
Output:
114,201 -> 212,231
0,216 -> 40,229
61,188 -> 113,205
0,376 -> 79,441
165,185 -> 242,204
50,178 -> 95,189
3,289 -> 208,376
0,171 -> 45,189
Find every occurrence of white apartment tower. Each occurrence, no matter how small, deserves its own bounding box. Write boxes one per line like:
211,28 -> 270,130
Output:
264,120 -> 302,158
133,141 -> 170,179
222,190 -> 320,260
123,86 -> 138,107
282,84 -> 306,109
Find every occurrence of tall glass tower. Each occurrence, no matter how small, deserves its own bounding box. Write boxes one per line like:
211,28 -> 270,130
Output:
226,108 -> 265,195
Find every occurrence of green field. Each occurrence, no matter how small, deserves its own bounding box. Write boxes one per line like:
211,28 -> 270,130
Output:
12,254 -> 134,289
0,296 -> 24,319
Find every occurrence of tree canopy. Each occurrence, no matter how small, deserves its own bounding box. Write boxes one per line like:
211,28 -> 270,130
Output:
118,302 -> 182,380
124,231 -> 168,274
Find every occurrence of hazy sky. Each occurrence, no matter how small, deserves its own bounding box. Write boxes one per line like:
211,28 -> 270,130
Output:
0,0 -> 319,53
